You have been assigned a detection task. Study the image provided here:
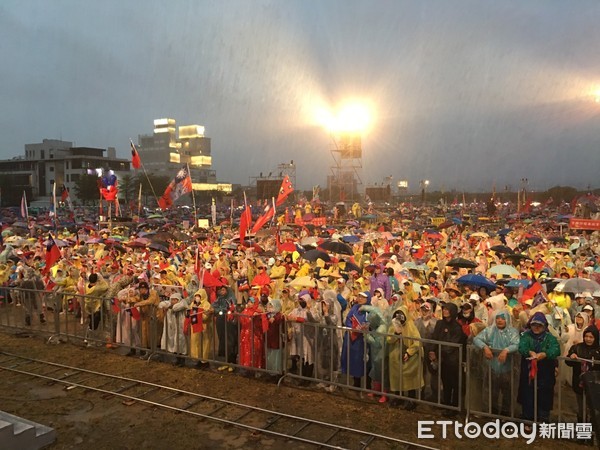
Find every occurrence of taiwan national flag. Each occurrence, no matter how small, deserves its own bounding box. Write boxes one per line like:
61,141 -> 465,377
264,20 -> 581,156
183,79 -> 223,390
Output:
185,308 -> 204,334
130,140 -> 142,170
127,307 -> 141,321
43,235 -> 62,274
110,298 -> 121,314
275,175 -> 294,206
158,166 -> 193,210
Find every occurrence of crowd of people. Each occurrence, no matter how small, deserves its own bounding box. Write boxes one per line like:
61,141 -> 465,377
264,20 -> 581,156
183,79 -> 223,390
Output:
1,198 -> 600,427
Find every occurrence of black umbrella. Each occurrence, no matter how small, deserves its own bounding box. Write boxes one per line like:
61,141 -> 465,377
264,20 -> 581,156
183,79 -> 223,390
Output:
319,240 -> 354,255
303,249 -> 331,262
548,236 -> 567,243
490,245 -> 513,254
503,253 -> 528,263
446,257 -> 478,269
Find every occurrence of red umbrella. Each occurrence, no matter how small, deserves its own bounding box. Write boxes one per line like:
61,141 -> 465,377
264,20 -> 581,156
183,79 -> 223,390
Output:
279,242 -> 298,252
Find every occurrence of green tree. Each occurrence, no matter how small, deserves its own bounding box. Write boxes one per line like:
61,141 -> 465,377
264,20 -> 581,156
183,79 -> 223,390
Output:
540,186 -> 579,204
73,174 -> 100,205
139,174 -> 170,207
119,173 -> 136,204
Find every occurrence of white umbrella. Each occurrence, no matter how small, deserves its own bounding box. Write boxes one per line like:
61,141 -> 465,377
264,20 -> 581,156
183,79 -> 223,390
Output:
554,278 -> 600,294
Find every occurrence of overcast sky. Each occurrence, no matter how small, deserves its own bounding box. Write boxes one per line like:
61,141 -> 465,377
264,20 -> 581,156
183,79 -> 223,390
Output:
2,0 -> 600,193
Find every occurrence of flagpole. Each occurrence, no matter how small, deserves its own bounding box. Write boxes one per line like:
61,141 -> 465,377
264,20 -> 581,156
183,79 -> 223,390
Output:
131,139 -> 161,208
52,182 -> 58,233
137,183 -> 143,219
187,164 -> 197,226
243,191 -> 249,237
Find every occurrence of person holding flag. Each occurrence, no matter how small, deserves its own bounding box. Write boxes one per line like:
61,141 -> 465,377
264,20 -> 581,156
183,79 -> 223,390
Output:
186,289 -> 214,369
158,292 -> 188,366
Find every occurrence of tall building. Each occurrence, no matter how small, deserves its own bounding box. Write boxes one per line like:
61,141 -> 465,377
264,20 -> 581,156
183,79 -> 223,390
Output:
137,118 -> 231,193
0,139 -> 129,204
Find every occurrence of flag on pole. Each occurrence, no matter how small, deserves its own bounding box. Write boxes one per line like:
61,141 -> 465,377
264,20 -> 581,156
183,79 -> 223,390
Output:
130,140 -> 142,169
276,175 -> 294,206
43,235 -> 62,274
21,191 -> 28,220
251,203 -> 274,233
158,165 -> 193,209
239,203 -> 252,243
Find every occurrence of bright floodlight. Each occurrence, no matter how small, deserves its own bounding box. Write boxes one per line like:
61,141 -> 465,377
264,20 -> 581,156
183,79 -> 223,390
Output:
316,101 -> 372,133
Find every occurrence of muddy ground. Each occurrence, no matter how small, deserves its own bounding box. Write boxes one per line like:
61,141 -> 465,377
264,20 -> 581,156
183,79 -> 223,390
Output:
0,331 -> 588,450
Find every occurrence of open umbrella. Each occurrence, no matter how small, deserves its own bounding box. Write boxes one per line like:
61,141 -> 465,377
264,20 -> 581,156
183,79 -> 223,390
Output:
456,274 -> 498,291
342,235 -> 361,243
319,240 -> 353,255
303,249 -> 330,262
503,253 -> 529,263
549,248 -> 571,254
446,257 -> 478,269
488,264 -> 520,278
470,232 -> 489,238
497,228 -> 512,236
490,245 -> 513,254
555,278 -> 600,294
288,276 -> 316,289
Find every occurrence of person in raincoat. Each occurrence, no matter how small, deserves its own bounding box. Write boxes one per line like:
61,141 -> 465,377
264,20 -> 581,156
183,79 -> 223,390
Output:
158,292 -> 188,365
360,304 -> 389,403
132,281 -> 160,352
84,273 -> 109,340
187,289 -> 214,368
517,311 -> 561,424
316,289 -> 343,392
340,291 -> 371,391
287,292 -> 320,383
565,325 -> 600,422
473,309 -> 520,416
239,294 -> 267,371
265,298 -> 285,374
387,305 -> 423,410
560,311 -> 590,386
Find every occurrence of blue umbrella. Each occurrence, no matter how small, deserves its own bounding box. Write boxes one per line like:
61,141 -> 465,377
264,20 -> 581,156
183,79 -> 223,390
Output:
497,228 -> 512,236
452,217 -> 463,225
505,279 -> 530,289
457,274 -> 498,291
342,235 -> 361,243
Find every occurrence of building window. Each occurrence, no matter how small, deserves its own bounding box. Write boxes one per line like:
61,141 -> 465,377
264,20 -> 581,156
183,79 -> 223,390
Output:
66,174 -> 70,182
66,161 -> 69,169
49,166 -> 54,172
71,174 -> 80,182
41,150 -> 45,159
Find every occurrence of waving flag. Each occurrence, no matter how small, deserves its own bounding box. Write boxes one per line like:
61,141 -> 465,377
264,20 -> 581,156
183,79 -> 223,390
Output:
158,165 -> 193,209
43,235 -> 62,274
184,307 -> 204,334
21,191 -> 29,219
130,140 -> 142,169
276,175 -> 294,206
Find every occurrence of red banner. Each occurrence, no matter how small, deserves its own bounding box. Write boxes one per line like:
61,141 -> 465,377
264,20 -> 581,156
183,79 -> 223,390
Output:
569,218 -> 600,231
294,217 -> 327,227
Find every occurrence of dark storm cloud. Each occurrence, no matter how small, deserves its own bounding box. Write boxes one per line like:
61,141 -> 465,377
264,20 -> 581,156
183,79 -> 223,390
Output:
2,0 -> 600,193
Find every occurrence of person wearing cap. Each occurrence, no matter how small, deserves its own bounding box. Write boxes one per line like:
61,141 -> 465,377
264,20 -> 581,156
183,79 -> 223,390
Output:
133,280 -> 160,351
428,303 -> 467,416
414,301 -> 439,401
517,312 -> 561,424
341,291 -> 371,392
548,286 -> 572,311
473,309 -> 520,417
269,257 -> 286,295
580,301 -> 600,329
371,287 -> 389,312
565,325 -> 600,423
444,284 -> 463,307
158,291 -> 188,365
213,283 -> 237,370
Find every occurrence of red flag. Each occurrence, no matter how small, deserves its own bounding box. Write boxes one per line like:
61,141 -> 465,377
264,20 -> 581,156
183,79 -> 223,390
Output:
110,298 -> 121,314
130,141 -> 141,169
261,313 -> 269,334
251,205 -> 274,233
128,307 -> 141,321
158,166 -> 193,209
239,204 -> 252,242
521,282 -> 542,303
43,235 -> 62,274
276,175 -> 294,206
350,315 -> 362,341
43,275 -> 56,292
61,185 -> 69,203
185,308 -> 204,333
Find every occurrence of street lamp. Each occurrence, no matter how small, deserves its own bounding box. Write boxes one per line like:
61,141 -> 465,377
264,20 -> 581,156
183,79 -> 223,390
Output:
420,179 -> 430,205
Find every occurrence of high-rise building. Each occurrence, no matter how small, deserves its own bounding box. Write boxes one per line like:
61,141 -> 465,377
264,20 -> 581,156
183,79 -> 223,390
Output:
137,118 -> 231,193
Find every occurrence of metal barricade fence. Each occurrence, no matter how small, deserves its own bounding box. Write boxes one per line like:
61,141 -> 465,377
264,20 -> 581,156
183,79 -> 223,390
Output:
466,344 -> 600,426
10,286 -> 600,426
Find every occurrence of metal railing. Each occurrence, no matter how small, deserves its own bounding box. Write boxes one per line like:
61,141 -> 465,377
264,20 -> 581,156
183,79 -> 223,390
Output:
1,285 -> 597,430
